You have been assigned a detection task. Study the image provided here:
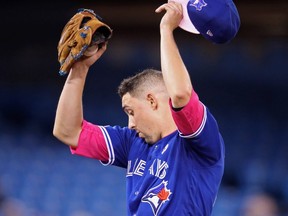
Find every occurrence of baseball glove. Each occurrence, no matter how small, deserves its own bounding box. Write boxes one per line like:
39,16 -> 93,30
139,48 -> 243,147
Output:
57,8 -> 112,76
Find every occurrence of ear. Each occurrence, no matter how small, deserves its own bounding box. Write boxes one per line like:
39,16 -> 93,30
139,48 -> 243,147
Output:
146,93 -> 158,110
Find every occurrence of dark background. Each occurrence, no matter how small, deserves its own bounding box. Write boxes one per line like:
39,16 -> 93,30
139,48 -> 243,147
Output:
0,1 -> 288,215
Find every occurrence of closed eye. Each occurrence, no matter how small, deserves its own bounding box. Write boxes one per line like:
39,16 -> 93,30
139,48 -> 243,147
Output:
123,108 -> 134,116
127,110 -> 134,116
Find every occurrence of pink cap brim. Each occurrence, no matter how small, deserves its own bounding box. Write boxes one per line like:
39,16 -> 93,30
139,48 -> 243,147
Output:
168,0 -> 200,34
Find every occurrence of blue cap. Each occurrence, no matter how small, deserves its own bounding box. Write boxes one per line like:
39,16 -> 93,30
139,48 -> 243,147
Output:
172,0 -> 240,44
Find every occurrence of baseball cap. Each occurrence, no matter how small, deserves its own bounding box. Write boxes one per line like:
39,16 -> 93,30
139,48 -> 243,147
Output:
170,0 -> 240,44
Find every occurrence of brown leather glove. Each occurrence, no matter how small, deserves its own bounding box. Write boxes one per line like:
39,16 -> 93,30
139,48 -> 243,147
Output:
57,8 -> 112,76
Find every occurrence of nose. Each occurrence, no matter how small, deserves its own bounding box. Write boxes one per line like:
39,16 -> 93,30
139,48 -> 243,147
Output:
128,116 -> 135,129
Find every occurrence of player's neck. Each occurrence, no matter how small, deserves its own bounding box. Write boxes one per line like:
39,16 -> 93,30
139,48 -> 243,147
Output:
159,120 -> 177,139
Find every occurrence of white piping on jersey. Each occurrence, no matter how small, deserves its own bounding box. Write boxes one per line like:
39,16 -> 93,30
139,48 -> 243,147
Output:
179,104 -> 207,139
99,126 -> 115,166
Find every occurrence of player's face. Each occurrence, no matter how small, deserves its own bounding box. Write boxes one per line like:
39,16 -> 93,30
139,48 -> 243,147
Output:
122,93 -> 159,144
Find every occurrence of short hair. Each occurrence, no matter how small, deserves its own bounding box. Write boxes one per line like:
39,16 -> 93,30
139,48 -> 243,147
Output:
118,68 -> 165,98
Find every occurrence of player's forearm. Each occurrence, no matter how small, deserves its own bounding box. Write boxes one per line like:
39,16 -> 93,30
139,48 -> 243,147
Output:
160,28 -> 192,108
53,68 -> 88,147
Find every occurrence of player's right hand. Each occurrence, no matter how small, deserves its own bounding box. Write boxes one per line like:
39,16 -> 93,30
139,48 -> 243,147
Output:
71,42 -> 108,72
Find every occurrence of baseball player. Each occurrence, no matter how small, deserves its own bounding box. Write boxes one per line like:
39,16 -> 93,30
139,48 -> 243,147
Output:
53,2 -> 225,215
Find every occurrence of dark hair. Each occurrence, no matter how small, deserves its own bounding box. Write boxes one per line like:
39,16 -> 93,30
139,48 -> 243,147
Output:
117,68 -> 164,98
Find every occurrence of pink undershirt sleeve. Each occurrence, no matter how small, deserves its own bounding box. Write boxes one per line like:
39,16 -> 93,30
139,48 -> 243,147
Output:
70,120 -> 109,161
169,91 -> 204,136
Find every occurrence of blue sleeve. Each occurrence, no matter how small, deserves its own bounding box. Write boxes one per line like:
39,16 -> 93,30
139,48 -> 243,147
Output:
182,106 -> 225,166
100,125 -> 136,168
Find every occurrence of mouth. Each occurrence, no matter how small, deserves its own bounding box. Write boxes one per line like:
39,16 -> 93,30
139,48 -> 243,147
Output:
136,131 -> 144,139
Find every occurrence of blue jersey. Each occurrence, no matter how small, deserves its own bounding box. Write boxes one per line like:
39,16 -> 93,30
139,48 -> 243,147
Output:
99,105 -> 225,216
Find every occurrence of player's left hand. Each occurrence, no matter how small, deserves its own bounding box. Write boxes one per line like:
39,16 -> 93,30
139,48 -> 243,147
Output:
155,1 -> 183,32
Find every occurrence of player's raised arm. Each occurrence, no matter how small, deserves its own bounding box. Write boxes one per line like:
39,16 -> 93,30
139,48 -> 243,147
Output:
53,9 -> 112,147
53,43 -> 108,147
155,2 -> 192,109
